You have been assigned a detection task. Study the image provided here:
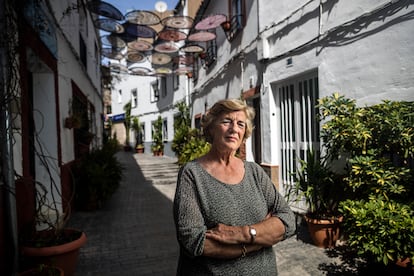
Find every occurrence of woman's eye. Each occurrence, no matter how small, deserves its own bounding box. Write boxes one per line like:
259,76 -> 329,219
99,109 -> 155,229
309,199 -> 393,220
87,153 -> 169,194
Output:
221,119 -> 232,124
238,122 -> 246,128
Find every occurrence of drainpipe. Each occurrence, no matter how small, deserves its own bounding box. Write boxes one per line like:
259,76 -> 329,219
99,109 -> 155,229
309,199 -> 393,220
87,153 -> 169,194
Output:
0,0 -> 19,274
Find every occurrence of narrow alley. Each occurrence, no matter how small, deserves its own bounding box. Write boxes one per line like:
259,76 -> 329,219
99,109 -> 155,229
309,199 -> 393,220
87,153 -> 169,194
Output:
69,152 -> 412,276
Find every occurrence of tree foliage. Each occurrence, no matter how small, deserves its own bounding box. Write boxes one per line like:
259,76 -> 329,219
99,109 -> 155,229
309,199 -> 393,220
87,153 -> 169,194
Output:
318,93 -> 414,265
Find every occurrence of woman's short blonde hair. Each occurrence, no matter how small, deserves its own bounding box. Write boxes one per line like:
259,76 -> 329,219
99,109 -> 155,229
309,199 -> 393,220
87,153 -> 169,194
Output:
201,98 -> 255,143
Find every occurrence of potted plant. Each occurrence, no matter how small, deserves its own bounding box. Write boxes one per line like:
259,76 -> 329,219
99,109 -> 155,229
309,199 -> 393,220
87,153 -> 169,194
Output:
123,101 -> 132,151
19,177 -> 87,276
135,143 -> 145,153
289,149 -> 346,248
131,116 -> 144,153
73,138 -> 124,211
64,113 -> 82,129
64,100 -> 83,129
151,115 -> 164,156
171,101 -> 210,165
318,93 -> 414,267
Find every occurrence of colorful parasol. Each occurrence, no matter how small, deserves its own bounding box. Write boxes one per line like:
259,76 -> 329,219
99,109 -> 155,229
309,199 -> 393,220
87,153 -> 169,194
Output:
124,23 -> 157,39
101,35 -> 126,48
128,66 -> 153,76
87,0 -> 124,21
161,16 -> 194,29
126,51 -> 146,63
94,18 -> 124,33
194,14 -> 227,30
188,31 -> 216,42
125,10 -> 161,26
157,29 -> 187,42
180,44 -> 205,53
151,53 -> 172,65
154,42 -> 179,53
128,40 -> 154,52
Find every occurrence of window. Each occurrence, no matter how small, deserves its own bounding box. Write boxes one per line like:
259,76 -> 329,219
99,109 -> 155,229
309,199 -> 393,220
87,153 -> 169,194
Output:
79,33 -> 87,69
231,0 -> 244,27
72,81 -> 94,158
194,113 -> 202,130
226,0 -> 246,40
139,123 -> 145,143
173,67 -> 179,90
106,105 -> 112,114
150,80 -> 159,102
203,39 -> 217,69
131,88 -> 137,108
95,42 -> 99,76
161,77 -> 167,98
163,118 -> 168,141
117,89 -> 122,103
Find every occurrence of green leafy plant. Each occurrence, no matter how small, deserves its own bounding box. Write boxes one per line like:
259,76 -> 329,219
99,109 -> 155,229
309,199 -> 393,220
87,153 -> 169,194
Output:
171,101 -> 191,157
172,101 -> 210,165
318,93 -> 414,265
131,116 -> 144,151
73,138 -> 124,210
123,101 -> 132,149
177,128 -> 210,166
151,115 -> 164,155
289,150 -> 345,219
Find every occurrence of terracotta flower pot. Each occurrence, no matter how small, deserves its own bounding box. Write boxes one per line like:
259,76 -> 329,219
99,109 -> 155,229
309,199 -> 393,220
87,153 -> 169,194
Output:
396,257 -> 414,270
21,228 -> 87,276
304,215 -> 343,248
221,21 -> 231,31
153,150 -> 163,156
136,146 -> 144,153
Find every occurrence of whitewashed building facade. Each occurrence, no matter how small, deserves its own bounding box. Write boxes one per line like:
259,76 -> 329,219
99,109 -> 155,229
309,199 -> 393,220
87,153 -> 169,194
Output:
110,0 -> 414,197
0,0 -> 103,273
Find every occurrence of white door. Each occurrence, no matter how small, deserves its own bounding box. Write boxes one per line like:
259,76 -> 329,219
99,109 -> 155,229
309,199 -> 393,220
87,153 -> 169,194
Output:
276,72 -> 319,209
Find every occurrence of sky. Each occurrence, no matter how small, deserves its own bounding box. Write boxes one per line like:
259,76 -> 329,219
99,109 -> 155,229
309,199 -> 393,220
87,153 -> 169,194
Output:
105,0 -> 179,15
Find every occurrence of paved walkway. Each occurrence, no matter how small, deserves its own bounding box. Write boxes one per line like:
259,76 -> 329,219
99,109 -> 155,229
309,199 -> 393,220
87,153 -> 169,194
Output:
69,151 -> 409,276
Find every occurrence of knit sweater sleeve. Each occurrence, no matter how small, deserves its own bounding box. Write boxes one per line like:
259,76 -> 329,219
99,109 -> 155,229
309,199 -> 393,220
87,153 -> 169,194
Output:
173,163 -> 207,257
248,162 -> 297,239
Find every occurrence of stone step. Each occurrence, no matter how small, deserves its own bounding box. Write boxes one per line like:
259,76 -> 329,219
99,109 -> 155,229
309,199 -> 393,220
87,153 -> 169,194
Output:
134,154 -> 179,186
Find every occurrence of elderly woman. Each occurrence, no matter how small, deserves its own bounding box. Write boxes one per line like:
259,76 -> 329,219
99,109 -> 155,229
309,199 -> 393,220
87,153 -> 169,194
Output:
173,98 -> 296,275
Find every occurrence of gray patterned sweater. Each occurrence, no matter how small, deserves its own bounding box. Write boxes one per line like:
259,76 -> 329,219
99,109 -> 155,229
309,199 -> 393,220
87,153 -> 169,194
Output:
173,160 -> 296,275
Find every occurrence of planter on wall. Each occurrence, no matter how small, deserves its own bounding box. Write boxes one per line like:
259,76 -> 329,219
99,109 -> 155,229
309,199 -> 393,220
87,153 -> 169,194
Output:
304,215 -> 343,249
21,228 -> 87,276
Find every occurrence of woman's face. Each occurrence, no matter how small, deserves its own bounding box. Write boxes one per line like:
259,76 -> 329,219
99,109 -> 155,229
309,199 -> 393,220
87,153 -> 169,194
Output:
212,110 -> 247,152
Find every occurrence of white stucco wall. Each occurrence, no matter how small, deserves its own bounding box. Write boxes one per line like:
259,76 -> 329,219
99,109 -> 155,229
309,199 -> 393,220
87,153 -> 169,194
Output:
259,0 -> 414,166
14,1 -> 103,220
47,1 -> 103,163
